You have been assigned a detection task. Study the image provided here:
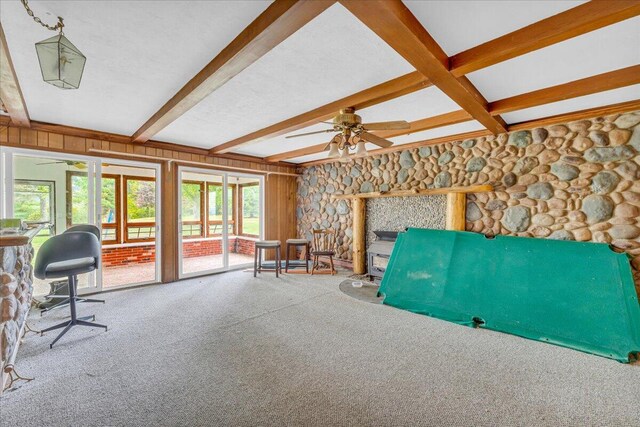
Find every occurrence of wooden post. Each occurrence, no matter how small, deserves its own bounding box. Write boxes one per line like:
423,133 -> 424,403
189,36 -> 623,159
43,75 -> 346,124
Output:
161,162 -> 179,282
352,197 -> 366,274
446,193 -> 466,231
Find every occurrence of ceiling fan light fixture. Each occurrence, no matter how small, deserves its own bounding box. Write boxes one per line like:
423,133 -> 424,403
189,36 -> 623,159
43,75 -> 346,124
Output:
355,140 -> 367,156
339,147 -> 349,159
327,141 -> 340,158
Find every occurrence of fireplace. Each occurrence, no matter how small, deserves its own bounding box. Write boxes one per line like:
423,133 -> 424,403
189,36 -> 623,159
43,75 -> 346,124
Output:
367,230 -> 399,283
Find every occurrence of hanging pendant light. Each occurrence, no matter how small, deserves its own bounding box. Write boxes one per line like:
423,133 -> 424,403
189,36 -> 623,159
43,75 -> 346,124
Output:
22,0 -> 86,89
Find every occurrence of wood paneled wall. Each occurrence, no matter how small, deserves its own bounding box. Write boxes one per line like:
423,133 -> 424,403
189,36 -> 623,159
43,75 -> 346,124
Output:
0,123 -> 298,283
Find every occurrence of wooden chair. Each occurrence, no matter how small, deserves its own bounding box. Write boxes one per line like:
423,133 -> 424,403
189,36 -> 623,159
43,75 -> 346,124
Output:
310,229 -> 336,275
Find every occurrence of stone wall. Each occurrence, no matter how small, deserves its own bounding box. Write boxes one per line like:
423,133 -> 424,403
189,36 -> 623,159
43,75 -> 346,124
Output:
297,111 -> 640,293
1,242 -> 34,382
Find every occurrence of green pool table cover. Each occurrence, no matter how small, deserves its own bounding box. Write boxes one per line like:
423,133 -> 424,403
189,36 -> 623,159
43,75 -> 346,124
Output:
379,228 -> 640,362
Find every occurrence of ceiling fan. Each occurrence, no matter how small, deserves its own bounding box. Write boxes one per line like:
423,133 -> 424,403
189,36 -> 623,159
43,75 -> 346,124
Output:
37,160 -> 88,169
286,107 -> 409,159
36,160 -> 112,169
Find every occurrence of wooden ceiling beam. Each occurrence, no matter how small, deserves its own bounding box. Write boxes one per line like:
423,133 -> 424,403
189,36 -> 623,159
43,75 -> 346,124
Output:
210,71 -> 430,154
265,142 -> 327,163
339,0 -> 507,135
376,109 -> 472,139
489,65 -> 640,115
130,0 -> 335,144
507,99 -> 640,131
450,1 -> 640,77
0,23 -> 29,127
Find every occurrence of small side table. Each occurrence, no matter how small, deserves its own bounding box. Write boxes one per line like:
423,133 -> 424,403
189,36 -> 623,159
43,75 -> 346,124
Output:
285,239 -> 310,273
254,240 -> 281,278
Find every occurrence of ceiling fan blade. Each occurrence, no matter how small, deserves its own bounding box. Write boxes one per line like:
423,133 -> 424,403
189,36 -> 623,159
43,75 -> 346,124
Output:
285,129 -> 334,139
362,120 -> 410,130
360,131 -> 394,148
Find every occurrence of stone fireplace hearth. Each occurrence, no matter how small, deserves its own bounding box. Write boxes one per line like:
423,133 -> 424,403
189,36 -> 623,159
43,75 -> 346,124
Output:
365,194 -> 447,249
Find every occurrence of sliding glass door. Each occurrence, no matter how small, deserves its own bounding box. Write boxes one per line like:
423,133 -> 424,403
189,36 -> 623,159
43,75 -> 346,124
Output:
99,162 -> 160,289
4,152 -> 99,295
178,167 -> 263,278
0,147 -> 161,294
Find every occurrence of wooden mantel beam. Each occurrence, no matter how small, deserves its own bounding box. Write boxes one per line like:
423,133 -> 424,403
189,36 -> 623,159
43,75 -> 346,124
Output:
340,0 -> 507,135
0,23 -> 29,128
131,0 -> 335,144
449,1 -> 640,77
211,71 -> 430,154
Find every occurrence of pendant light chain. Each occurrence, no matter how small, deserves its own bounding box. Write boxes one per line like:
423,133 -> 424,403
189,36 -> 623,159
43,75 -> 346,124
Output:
21,0 -> 65,34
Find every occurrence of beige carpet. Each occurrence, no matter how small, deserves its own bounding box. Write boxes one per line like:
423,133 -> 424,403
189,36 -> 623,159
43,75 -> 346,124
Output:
1,270 -> 639,426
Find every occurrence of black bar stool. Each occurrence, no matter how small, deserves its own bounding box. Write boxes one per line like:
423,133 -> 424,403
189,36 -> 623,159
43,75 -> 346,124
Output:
285,238 -> 310,273
35,228 -> 108,348
40,225 -> 105,315
254,240 -> 281,277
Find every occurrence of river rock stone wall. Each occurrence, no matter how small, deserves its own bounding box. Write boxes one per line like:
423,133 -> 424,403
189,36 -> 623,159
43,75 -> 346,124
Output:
297,111 -> 640,293
1,243 -> 34,374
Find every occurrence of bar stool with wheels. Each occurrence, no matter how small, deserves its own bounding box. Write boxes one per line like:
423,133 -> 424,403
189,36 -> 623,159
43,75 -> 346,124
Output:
35,229 -> 108,348
253,240 -> 281,277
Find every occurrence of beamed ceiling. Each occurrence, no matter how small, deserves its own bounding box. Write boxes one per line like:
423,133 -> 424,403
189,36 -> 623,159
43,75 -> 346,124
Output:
1,0 -> 639,165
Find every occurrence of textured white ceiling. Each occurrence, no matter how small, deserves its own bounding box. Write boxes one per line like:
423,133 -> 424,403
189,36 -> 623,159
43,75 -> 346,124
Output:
235,86 -> 463,157
404,0 -> 585,56
358,86 -> 461,123
0,0 -> 271,135
468,17 -> 640,101
2,1 -> 637,162
502,84 -> 640,124
155,3 -> 414,149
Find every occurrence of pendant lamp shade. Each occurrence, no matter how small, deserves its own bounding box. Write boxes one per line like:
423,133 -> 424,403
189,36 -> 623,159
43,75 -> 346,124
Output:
327,142 -> 340,158
35,34 -> 86,89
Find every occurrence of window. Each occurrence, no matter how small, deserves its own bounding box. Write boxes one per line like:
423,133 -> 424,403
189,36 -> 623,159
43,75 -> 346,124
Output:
240,184 -> 259,237
101,175 -> 120,243
67,172 -> 89,226
14,180 -> 55,235
181,181 -> 204,238
124,177 -> 156,242
206,183 -> 234,236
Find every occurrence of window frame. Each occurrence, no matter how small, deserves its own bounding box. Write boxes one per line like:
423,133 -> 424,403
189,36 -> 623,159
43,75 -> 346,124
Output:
100,174 -> 121,244
13,179 -> 56,233
238,182 -> 260,238
205,182 -> 235,237
123,175 -> 157,243
66,170 -> 90,228
67,171 -> 123,244
181,180 -> 205,239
